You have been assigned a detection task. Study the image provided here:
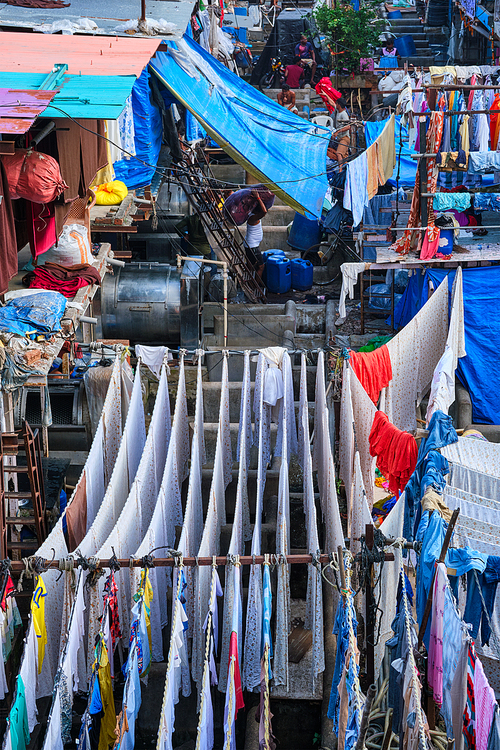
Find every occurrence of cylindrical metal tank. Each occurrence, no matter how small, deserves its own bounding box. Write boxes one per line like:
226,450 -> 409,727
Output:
101,262 -> 181,343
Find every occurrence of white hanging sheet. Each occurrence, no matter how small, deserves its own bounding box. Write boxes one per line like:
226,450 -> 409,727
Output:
220,352 -> 251,692
177,354 -> 206,637
380,276 -> 449,431
374,494 -> 405,680
427,267 -> 466,423
299,353 -> 325,688
312,351 -> 344,554
274,352 -> 293,690
243,354 -> 270,692
349,366 -> 377,509
88,366 -> 171,662
134,356 -> 190,664
193,355 -> 233,693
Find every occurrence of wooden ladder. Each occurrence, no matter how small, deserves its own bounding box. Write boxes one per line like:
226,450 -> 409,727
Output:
176,155 -> 267,304
0,421 -> 47,558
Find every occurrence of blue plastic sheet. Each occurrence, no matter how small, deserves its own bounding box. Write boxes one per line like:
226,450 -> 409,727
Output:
150,36 -> 330,218
394,266 -> 500,425
113,67 -> 163,190
0,292 -> 66,338
365,116 -> 417,187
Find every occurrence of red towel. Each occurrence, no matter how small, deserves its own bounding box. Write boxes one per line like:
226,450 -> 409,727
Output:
22,262 -> 101,299
369,411 -> 418,496
349,345 -> 393,404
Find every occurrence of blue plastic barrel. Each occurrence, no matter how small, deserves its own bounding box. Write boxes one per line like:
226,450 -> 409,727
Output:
267,256 -> 291,294
291,259 -> 313,291
394,35 -> 417,57
262,249 -> 285,284
387,9 -> 403,17
262,249 -> 285,262
288,212 -> 321,252
439,228 -> 454,254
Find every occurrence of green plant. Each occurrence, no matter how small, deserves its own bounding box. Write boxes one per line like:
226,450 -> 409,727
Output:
314,1 -> 384,75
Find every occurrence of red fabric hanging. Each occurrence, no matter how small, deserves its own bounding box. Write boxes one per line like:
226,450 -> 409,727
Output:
348,345 -> 393,404
368,411 -> 418,495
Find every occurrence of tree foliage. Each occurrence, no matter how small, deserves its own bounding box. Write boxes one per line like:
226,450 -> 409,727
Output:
314,1 -> 384,74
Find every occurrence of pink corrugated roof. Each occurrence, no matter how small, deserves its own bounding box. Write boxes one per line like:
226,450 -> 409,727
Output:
0,88 -> 56,134
0,33 -> 161,76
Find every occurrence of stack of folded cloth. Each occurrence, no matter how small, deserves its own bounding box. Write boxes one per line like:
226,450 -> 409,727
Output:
23,262 -> 101,299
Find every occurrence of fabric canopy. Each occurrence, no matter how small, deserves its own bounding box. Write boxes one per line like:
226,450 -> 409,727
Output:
149,36 -> 330,218
395,266 -> 500,425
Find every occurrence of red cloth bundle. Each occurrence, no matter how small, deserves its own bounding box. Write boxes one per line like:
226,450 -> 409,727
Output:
349,345 -> 393,404
369,411 -> 418,496
22,262 -> 100,299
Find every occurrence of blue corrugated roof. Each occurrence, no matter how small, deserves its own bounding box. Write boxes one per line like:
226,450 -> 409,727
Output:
0,72 -> 135,120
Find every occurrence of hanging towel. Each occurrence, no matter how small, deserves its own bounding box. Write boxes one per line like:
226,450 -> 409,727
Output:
348,345 -> 393,405
433,193 -> 471,212
338,262 -> 366,320
369,411 -> 418,495
344,152 -> 369,227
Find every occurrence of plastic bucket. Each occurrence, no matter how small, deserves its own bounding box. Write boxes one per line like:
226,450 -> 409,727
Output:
387,9 -> 403,17
267,256 -> 291,294
288,212 -> 321,252
394,35 -> 417,57
438,228 -> 454,254
291,258 -> 314,291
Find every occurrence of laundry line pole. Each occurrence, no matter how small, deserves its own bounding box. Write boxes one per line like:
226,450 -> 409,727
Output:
6,551 -> 397,572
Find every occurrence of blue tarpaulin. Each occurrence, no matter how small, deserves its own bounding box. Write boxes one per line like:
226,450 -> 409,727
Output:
394,266 -> 500,425
365,116 -> 417,188
0,292 -> 66,338
149,35 -> 330,218
113,67 -> 162,190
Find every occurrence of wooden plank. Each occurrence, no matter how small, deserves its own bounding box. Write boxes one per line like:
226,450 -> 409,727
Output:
113,193 -> 135,225
0,141 -> 15,154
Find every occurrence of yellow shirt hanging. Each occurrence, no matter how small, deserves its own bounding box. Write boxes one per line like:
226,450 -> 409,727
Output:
31,576 -> 47,674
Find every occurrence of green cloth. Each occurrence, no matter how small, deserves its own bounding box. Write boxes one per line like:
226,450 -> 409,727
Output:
175,214 -> 211,256
358,334 -> 393,352
9,675 -> 29,750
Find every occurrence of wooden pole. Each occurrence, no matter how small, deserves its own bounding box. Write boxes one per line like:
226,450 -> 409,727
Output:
6,551 -> 396,573
417,508 -> 460,647
365,524 -> 375,688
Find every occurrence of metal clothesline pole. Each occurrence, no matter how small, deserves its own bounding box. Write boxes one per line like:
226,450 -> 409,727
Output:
5,552 -> 396,572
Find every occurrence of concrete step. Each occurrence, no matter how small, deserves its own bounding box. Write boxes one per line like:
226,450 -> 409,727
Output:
198,467 -> 281,517
200,379 -> 316,422
264,205 -> 295,226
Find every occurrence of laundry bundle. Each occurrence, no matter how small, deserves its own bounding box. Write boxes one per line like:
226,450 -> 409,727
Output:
368,410 -> 418,495
22,262 -> 101,299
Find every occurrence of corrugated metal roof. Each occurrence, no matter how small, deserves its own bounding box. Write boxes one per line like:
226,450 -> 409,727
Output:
0,72 -> 136,120
0,0 -> 194,38
0,33 -> 161,76
0,88 -> 55,134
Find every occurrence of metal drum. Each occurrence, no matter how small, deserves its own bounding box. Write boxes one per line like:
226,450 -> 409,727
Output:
101,261 -> 201,346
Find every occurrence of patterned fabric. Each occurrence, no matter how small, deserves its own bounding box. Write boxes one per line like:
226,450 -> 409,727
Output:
220,353 -> 252,693
428,562 -> 447,706
464,644 -> 477,750
312,351 -> 344,555
392,112 -> 444,256
102,572 -> 121,654
274,352 -> 293,689
380,277 -> 449,432
299,354 -> 325,688
243,355 -> 270,692
193,355 -> 232,694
